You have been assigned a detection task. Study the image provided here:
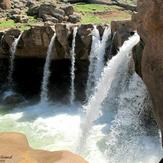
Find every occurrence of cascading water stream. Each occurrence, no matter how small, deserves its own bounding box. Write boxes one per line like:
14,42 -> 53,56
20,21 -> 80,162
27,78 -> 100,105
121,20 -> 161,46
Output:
78,33 -> 140,153
8,33 -> 22,87
93,27 -> 111,83
70,27 -> 78,105
40,33 -> 56,103
85,25 -> 101,99
86,26 -> 111,99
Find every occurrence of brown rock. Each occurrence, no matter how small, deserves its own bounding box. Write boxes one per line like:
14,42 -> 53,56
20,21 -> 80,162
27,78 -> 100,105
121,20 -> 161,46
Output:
0,24 -> 105,60
68,14 -> 81,24
55,23 -> 71,59
111,20 -> 136,48
0,132 -> 88,163
133,0 -> 163,140
42,14 -> 59,23
75,24 -> 93,59
60,5 -> 74,16
17,26 -> 55,58
0,0 -> 11,9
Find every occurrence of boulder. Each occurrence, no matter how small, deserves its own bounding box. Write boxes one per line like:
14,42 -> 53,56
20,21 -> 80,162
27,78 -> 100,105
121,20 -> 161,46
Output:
38,4 -> 56,18
132,0 -> 163,141
9,8 -> 21,15
53,13 -> 64,22
0,132 -> 88,163
27,5 -> 40,16
12,15 -> 29,23
68,14 -> 81,23
28,4 -> 65,23
60,5 -> 74,16
0,0 -> 11,9
42,14 -> 58,23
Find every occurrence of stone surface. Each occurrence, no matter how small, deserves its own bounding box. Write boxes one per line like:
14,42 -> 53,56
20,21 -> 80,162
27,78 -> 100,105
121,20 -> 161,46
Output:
132,0 -> 163,140
12,15 -> 29,23
18,26 -> 55,58
68,14 -> 81,24
111,20 -> 136,48
42,14 -> 59,23
38,4 -> 57,18
0,24 -> 107,60
60,5 -> 74,16
0,132 -> 88,163
0,0 -> 11,9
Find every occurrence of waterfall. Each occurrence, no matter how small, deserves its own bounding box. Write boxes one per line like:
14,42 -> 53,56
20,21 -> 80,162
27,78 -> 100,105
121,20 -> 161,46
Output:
93,27 -> 111,84
70,27 -> 78,105
78,33 -> 140,153
40,33 -> 56,103
85,25 -> 101,99
8,33 -> 22,87
105,73 -> 160,163
86,26 -> 111,99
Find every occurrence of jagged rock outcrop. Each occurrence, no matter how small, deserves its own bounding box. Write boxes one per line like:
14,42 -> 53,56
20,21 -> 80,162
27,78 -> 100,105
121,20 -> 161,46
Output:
0,24 -> 107,60
0,132 -> 88,163
132,0 -> 163,139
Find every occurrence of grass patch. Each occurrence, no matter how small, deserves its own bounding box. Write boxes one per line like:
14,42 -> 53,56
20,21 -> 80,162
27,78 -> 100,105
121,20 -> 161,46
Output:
74,3 -> 131,24
0,17 -> 39,31
74,3 -> 111,13
0,20 -> 16,29
80,15 -> 103,24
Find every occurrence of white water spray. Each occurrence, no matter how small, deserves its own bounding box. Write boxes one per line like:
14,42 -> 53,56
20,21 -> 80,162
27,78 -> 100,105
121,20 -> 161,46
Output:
78,33 -> 140,152
8,33 -> 22,87
86,25 -> 101,98
40,33 -> 56,103
70,27 -> 78,105
86,26 -> 111,99
105,73 -> 162,163
94,27 -> 111,83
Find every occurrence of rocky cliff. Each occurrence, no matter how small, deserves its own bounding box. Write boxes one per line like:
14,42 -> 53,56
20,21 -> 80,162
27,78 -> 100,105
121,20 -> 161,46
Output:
133,0 -> 163,140
0,24 -> 108,60
0,132 -> 88,163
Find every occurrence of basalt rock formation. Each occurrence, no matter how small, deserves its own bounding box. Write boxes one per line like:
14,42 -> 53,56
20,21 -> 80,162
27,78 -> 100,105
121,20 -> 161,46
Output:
0,132 -> 88,163
132,0 -> 163,140
0,24 -> 108,60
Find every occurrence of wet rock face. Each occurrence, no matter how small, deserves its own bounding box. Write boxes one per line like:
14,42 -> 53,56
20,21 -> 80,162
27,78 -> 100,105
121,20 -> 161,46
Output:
0,132 -> 88,163
133,0 -> 163,138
